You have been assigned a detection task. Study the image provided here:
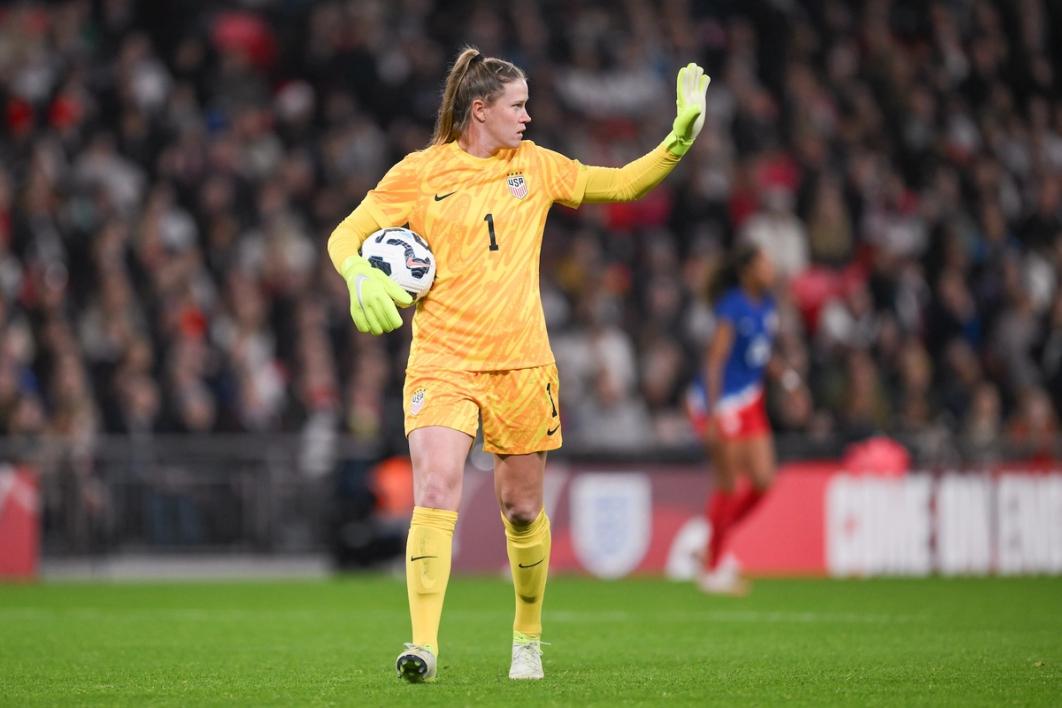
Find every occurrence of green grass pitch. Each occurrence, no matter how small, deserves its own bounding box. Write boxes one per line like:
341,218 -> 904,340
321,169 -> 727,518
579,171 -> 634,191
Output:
1,575 -> 1059,706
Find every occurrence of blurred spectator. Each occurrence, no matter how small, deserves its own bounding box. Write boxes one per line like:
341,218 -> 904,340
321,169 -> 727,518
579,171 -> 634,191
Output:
895,340 -> 935,434
962,382 -> 1002,458
1038,292 -> 1062,416
1006,386 -> 1059,455
555,294 -> 653,451
805,177 -> 852,266
837,350 -> 890,441
740,186 -> 808,282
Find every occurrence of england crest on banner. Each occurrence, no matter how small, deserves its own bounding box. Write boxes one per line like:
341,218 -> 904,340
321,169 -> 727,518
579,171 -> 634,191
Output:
507,173 -> 528,199
570,473 -> 651,579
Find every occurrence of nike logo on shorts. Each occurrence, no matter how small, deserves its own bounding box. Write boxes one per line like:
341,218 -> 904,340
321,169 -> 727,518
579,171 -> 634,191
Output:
434,191 -> 457,201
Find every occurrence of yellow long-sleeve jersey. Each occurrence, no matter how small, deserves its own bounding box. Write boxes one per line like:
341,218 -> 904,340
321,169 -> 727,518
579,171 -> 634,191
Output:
328,139 -> 681,372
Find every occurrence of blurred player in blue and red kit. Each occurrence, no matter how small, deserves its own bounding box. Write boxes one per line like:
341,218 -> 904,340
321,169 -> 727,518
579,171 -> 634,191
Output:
687,243 -> 777,594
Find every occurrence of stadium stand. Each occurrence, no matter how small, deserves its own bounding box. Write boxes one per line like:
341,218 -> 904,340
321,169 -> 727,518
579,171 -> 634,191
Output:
0,1 -> 1059,552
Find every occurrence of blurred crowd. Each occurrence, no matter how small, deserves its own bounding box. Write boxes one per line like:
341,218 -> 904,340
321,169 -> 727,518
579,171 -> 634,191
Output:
0,0 -> 1059,463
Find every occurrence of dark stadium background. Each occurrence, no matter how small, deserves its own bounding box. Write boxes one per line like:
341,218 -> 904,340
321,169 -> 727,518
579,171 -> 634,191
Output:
0,0 -> 1058,574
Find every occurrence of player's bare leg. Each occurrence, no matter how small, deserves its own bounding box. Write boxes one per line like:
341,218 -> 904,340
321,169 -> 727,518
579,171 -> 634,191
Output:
495,451 -> 549,680
745,434 -> 776,491
395,426 -> 472,682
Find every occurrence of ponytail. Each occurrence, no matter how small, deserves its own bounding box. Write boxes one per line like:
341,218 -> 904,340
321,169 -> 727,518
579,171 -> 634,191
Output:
709,242 -> 760,304
431,46 -> 526,145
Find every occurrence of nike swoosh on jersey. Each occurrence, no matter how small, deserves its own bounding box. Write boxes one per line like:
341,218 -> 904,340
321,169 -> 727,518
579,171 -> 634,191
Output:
433,191 -> 457,201
409,555 -> 438,561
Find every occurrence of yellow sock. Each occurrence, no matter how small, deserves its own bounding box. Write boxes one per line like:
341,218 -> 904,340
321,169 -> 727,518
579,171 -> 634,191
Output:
502,509 -> 551,638
406,506 -> 457,655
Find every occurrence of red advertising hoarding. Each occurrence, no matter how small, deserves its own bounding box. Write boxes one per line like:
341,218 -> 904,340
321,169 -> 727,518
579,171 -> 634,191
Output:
0,465 -> 39,580
451,462 -> 1062,577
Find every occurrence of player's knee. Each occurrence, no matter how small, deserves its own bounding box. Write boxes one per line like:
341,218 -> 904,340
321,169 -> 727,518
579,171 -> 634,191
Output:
711,462 -> 738,491
415,469 -> 462,509
713,474 -> 736,492
500,500 -> 541,527
749,446 -> 776,489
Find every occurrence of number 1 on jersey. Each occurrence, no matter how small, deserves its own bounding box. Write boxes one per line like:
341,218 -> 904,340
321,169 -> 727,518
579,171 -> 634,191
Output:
484,213 -> 499,251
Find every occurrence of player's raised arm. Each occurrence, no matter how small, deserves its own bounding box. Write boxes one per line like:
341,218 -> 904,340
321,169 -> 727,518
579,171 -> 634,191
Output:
582,63 -> 710,203
327,202 -> 413,336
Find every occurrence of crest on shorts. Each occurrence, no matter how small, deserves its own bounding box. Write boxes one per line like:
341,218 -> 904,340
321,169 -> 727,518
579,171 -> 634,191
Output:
410,388 -> 426,415
507,172 -> 528,199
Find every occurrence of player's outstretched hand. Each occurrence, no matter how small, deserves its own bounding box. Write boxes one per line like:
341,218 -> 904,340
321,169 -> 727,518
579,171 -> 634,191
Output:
341,255 -> 413,335
666,63 -> 711,157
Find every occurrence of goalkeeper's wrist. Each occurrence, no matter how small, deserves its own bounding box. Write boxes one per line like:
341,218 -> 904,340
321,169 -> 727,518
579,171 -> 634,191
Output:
662,131 -> 694,158
340,254 -> 369,280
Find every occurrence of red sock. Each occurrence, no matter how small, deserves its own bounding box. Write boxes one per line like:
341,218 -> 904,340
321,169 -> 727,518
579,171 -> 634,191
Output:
704,490 -> 733,571
729,485 -> 766,527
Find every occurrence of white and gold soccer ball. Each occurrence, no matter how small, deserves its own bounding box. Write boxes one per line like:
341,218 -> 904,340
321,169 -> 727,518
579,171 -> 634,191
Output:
360,227 -> 437,303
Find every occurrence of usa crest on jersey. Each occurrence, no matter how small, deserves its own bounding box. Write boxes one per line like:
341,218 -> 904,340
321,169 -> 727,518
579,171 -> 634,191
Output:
507,172 -> 528,199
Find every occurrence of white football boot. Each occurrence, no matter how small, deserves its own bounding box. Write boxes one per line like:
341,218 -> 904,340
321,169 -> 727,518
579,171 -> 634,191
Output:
395,643 -> 437,683
697,555 -> 750,596
509,632 -> 544,680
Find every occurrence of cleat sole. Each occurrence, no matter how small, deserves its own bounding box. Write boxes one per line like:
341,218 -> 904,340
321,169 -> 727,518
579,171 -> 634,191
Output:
396,654 -> 429,683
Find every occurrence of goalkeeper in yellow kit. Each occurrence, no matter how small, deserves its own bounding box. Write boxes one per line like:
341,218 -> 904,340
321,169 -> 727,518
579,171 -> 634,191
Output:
327,47 -> 710,683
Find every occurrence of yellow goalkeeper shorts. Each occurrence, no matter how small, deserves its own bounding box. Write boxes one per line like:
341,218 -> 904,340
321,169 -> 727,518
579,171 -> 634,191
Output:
403,364 -> 562,455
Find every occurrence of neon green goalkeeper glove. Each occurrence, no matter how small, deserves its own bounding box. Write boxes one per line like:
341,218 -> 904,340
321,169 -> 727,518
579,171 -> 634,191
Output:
664,62 -> 711,157
340,254 -> 413,335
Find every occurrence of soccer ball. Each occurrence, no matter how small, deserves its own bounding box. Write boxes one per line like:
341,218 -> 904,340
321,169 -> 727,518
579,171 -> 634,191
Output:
360,227 -> 437,303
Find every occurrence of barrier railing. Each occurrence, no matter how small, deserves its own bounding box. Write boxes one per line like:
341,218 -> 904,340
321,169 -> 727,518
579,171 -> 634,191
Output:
0,433 -> 1058,560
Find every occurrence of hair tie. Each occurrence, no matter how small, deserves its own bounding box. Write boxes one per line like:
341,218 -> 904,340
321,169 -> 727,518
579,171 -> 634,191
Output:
470,52 -> 484,65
